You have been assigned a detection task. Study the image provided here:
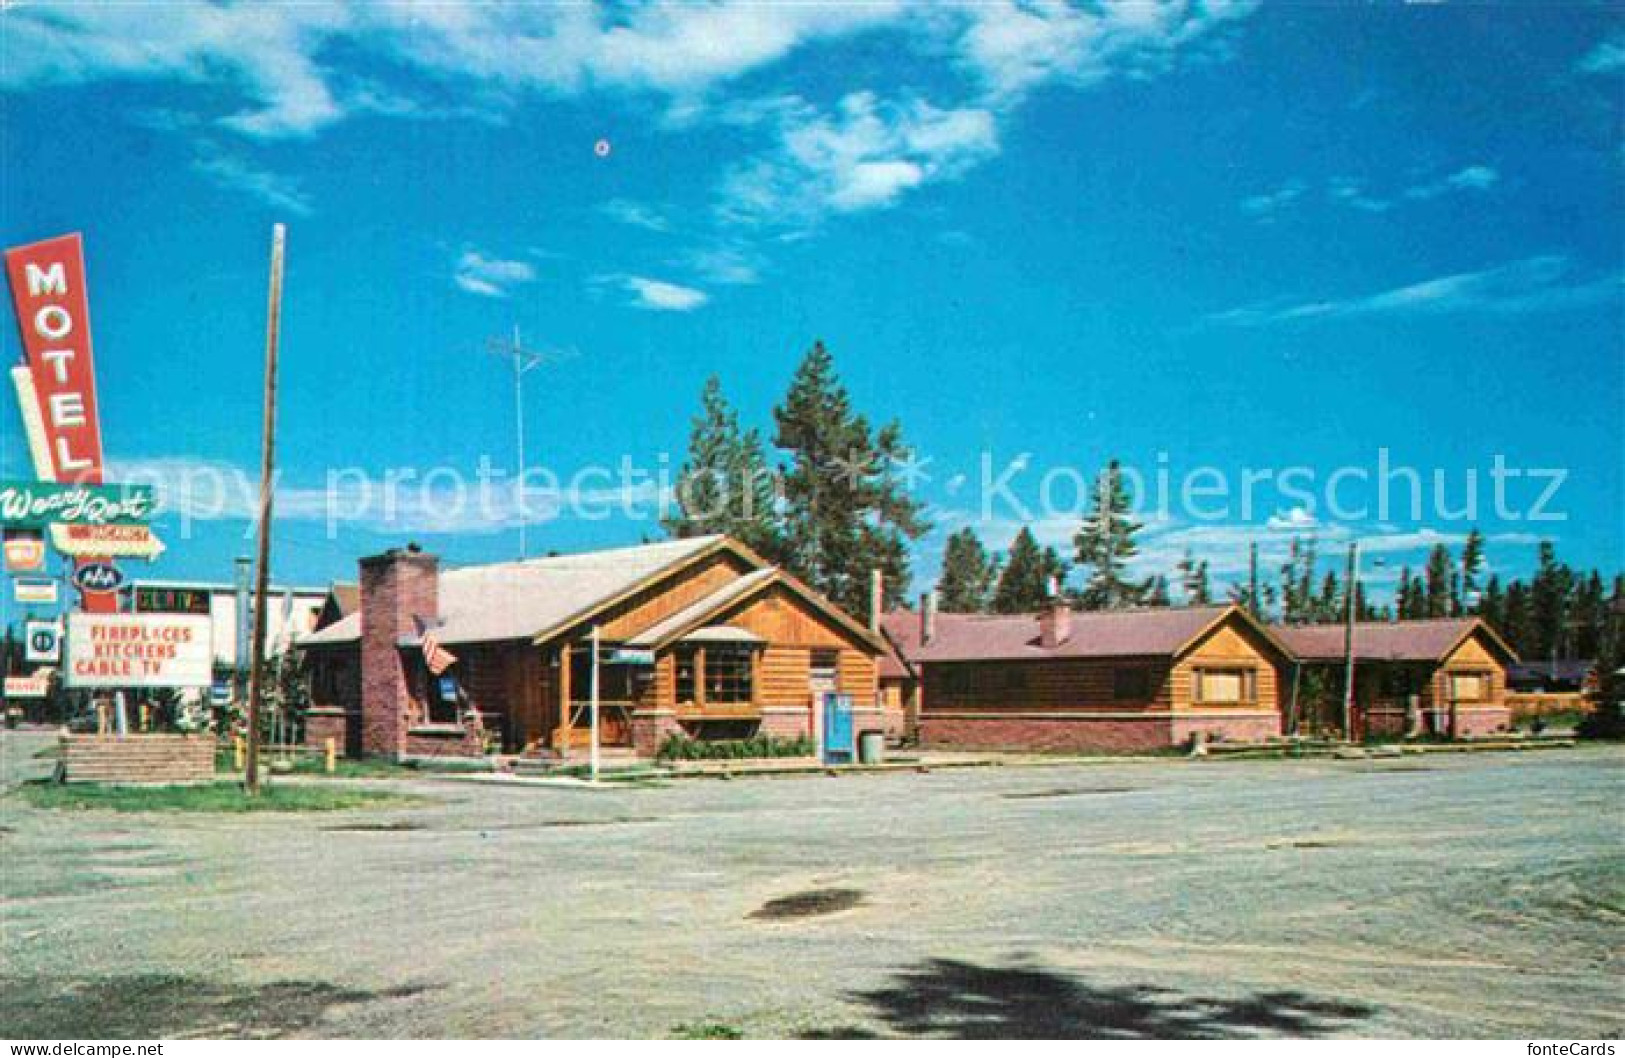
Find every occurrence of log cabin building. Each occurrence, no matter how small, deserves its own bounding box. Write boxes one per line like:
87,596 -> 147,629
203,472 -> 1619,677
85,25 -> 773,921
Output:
1273,617 -> 1517,739
300,536 -> 889,760
881,600 -> 1296,752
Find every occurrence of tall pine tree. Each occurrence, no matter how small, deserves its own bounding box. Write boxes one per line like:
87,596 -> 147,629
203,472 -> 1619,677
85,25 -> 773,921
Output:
1073,459 -> 1146,610
992,527 -> 1068,614
937,528 -> 997,613
1176,549 -> 1211,605
664,376 -> 781,556
772,341 -> 928,621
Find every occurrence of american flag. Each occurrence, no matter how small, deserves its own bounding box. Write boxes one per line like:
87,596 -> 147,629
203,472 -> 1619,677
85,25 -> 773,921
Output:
419,621 -> 458,675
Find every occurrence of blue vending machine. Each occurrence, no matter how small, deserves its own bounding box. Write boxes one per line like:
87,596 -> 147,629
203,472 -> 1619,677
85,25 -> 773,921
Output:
822,692 -> 854,764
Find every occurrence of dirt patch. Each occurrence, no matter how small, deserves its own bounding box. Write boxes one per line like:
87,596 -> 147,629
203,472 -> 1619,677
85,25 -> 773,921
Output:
1267,839 -> 1341,850
749,887 -> 865,920
1003,787 -> 1136,800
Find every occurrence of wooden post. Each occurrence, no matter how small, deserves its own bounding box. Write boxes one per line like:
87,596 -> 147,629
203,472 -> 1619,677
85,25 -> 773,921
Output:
1341,541 -> 1358,743
324,737 -> 336,774
245,223 -> 286,796
233,735 -> 245,771
557,642 -> 572,748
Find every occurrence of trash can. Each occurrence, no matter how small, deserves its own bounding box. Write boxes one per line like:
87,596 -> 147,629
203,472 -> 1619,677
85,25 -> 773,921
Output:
857,729 -> 885,765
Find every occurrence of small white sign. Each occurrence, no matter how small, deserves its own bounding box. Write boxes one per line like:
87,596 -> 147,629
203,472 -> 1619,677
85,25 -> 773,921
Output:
24,620 -> 60,663
65,613 -> 213,689
13,578 -> 58,605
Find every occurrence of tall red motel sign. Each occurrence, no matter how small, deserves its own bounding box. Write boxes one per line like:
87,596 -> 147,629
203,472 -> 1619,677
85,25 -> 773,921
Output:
4,234 -> 159,613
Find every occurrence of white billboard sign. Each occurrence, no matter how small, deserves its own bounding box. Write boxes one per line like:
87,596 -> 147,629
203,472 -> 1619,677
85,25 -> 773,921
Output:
65,613 -> 213,689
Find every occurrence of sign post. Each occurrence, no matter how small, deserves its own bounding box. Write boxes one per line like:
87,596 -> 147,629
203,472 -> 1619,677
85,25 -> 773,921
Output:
589,625 -> 601,784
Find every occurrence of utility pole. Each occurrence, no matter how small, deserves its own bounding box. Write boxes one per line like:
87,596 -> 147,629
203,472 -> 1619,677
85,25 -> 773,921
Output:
245,223 -> 286,796
1341,540 -> 1359,743
485,326 -> 553,559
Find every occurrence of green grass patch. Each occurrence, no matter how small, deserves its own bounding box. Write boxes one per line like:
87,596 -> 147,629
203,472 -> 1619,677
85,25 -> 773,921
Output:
10,780 -> 417,814
671,1021 -> 745,1040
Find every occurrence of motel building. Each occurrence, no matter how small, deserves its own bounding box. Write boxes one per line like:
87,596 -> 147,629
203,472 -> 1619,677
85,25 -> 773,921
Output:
881,601 -> 1297,753
298,536 -> 891,761
1272,618 -> 1517,739
878,601 -> 1518,752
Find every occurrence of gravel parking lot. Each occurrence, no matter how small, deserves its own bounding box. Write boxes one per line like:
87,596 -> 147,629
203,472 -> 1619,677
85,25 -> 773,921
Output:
2,730 -> 1620,1039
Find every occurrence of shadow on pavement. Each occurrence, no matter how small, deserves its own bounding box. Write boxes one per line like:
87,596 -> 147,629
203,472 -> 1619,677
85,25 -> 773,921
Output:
0,974 -> 431,1039
804,956 -> 1375,1039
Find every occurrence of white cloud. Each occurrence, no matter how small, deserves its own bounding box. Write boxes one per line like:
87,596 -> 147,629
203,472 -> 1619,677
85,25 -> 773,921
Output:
1205,256 -> 1623,327
1245,165 -> 1500,219
600,199 -> 671,232
624,276 -> 709,312
1578,31 -> 1625,75
453,250 -> 538,299
957,0 -> 1257,102
2,4 -> 1259,151
192,153 -> 311,215
1240,181 -> 1304,217
679,245 -> 763,286
719,92 -> 999,227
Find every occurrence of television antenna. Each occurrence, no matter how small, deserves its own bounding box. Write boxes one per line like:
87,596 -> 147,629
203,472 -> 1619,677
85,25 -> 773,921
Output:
485,326 -> 573,559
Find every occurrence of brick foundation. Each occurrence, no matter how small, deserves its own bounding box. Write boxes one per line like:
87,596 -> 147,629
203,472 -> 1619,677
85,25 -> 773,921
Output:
920,711 -> 1281,753
1454,706 -> 1513,737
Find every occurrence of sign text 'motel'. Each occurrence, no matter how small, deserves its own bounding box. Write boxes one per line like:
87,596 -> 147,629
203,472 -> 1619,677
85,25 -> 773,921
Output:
0,481 -> 153,527
4,235 -> 105,480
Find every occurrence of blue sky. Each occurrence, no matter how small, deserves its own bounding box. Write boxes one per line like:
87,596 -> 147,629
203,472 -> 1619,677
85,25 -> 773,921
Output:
2,2 -> 1621,600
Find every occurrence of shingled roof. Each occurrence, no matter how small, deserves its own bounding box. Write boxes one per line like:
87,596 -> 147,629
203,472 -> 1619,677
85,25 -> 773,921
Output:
881,604 -> 1280,663
299,536 -> 732,648
1272,617 -> 1515,663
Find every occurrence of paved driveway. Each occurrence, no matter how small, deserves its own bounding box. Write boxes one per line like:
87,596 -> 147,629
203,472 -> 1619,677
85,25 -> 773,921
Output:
1,730 -> 1619,1039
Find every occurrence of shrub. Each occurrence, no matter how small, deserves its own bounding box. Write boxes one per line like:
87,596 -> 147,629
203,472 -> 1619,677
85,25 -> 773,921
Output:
656,733 -> 815,762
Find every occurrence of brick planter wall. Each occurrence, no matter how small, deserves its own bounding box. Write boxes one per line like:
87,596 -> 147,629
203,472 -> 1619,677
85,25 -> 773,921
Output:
758,706 -> 812,740
303,708 -> 352,751
632,709 -> 682,757
59,734 -> 216,784
1454,706 -> 1513,737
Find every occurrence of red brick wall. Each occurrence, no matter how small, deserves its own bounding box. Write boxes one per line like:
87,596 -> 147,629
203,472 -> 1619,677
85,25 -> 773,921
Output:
359,549 -> 438,758
920,715 -> 1177,753
632,709 -> 681,757
920,711 -> 1280,753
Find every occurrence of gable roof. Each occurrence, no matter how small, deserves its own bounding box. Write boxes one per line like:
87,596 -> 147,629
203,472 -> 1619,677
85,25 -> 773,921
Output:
329,583 -> 359,617
623,567 -> 884,653
882,604 -> 1280,663
299,536 -> 742,648
1272,617 -> 1517,664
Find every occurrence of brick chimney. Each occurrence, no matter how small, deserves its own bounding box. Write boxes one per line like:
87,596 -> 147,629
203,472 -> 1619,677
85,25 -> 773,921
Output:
869,568 -> 884,632
920,590 -> 937,645
358,545 -> 439,757
1038,578 -> 1071,649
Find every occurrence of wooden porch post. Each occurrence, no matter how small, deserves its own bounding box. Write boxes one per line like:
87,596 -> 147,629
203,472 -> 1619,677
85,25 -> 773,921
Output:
557,642 -> 573,747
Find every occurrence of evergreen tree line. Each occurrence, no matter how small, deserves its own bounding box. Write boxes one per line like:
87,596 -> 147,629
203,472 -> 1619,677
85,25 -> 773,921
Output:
666,379 -> 1622,670
930,463 -> 1622,667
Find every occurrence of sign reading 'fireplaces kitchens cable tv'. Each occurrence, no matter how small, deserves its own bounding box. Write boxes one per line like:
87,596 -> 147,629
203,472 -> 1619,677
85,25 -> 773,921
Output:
65,613 -> 213,689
